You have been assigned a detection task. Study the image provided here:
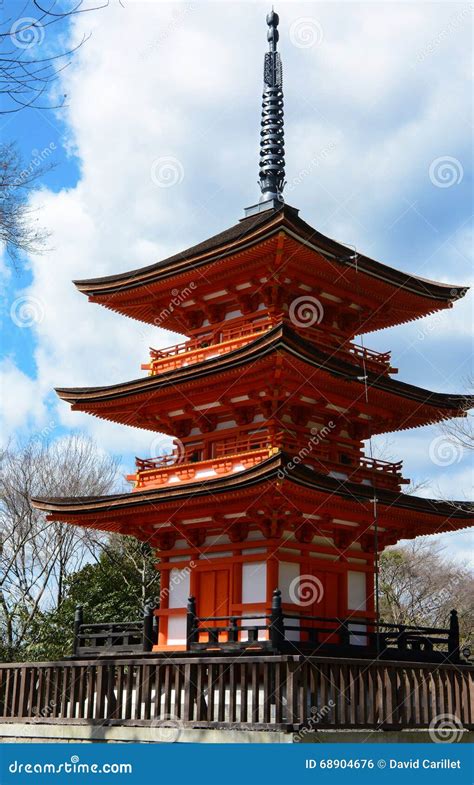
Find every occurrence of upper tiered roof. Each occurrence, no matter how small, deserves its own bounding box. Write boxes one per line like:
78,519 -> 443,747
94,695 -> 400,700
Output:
74,203 -> 468,334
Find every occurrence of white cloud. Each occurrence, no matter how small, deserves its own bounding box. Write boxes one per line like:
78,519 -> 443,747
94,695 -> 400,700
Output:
0,357 -> 48,439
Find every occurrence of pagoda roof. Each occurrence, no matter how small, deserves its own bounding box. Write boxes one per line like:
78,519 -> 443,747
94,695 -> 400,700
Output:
73,204 -> 468,330
31,452 -> 473,540
55,323 -> 472,434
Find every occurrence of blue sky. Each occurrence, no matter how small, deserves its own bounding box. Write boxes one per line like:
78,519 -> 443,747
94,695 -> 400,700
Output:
1,1 -> 472,561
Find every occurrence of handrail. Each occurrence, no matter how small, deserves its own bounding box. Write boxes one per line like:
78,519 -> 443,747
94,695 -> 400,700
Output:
186,592 -> 460,661
144,321 -> 395,375
132,442 -> 405,488
148,319 -> 273,362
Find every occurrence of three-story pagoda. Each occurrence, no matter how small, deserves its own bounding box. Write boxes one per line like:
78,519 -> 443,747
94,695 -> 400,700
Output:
33,12 -> 473,653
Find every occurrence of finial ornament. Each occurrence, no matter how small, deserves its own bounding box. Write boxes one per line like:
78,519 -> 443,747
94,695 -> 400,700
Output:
259,9 -> 285,203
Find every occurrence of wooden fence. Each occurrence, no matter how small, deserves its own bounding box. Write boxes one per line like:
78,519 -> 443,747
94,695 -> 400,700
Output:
1,655 -> 472,732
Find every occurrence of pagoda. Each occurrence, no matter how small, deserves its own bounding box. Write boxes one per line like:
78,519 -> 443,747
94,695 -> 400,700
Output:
33,11 -> 472,655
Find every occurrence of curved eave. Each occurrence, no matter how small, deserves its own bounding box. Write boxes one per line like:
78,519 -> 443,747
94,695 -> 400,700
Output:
73,205 -> 468,306
31,453 -> 473,526
55,324 -> 473,420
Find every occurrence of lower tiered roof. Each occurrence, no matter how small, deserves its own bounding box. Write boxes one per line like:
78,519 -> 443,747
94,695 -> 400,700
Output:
32,452 -> 473,548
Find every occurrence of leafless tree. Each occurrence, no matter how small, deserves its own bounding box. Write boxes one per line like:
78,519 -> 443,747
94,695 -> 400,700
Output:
0,0 -> 109,114
365,434 -> 429,495
0,141 -> 55,262
439,382 -> 473,453
379,538 -> 473,645
0,435 -> 119,656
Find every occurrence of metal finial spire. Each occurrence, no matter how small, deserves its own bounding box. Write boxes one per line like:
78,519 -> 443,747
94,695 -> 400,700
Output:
259,10 -> 285,203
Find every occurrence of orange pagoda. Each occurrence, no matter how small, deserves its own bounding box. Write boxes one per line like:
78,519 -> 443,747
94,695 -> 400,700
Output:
33,12 -> 472,659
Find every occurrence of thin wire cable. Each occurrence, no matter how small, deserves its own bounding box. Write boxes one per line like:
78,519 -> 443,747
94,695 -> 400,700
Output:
343,242 -> 381,648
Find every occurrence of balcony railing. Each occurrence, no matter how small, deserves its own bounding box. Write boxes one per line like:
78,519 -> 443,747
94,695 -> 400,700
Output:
329,455 -> 407,491
282,437 -> 407,491
129,438 -> 407,491
141,320 -> 396,377
186,591 -> 461,663
69,595 -> 461,665
291,324 -> 397,375
129,437 -> 273,490
142,319 -> 272,375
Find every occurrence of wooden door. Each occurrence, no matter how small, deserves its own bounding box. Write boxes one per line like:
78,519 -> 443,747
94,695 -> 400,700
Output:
196,567 -> 230,642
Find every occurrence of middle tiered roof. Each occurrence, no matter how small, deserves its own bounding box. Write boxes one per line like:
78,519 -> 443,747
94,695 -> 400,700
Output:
56,323 -> 471,436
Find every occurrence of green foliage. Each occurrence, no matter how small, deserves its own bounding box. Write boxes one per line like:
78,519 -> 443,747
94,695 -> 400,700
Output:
12,537 -> 160,662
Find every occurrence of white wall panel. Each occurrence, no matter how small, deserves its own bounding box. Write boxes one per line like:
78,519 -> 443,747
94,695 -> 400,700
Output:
242,562 -> 266,604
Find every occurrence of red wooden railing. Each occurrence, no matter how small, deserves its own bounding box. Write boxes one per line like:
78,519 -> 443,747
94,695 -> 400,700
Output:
132,439 -> 406,491
142,320 -> 396,376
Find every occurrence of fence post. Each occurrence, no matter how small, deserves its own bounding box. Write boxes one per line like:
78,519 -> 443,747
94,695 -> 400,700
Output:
448,609 -> 460,660
228,617 -> 238,643
186,595 -> 197,649
270,588 -> 284,650
143,600 -> 155,652
339,620 -> 350,648
73,605 -> 83,656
